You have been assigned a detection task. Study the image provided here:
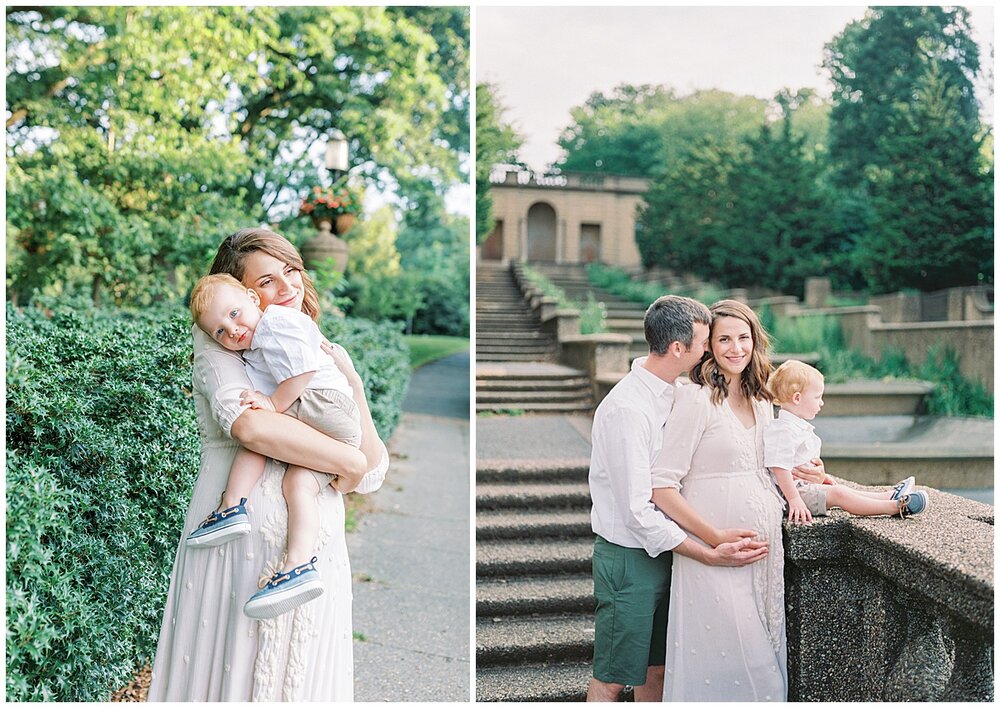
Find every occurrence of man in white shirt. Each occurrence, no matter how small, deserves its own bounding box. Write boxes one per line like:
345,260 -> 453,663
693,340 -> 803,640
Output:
586,295 -> 770,702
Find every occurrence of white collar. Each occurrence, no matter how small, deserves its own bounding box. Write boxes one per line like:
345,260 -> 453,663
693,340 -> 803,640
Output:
631,355 -> 674,398
777,407 -> 815,432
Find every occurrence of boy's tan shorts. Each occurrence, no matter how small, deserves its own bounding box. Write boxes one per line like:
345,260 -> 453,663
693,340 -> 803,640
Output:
788,483 -> 828,517
285,388 -> 362,489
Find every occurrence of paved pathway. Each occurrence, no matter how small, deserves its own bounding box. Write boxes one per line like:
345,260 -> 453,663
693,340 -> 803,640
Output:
347,350 -> 471,701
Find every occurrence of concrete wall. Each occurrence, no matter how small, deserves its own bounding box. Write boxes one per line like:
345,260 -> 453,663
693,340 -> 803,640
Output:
785,306 -> 994,392
784,487 -> 993,701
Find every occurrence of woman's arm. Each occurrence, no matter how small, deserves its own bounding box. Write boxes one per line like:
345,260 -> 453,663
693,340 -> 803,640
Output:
651,488 -> 757,547
230,409 -> 367,491
322,341 -> 386,471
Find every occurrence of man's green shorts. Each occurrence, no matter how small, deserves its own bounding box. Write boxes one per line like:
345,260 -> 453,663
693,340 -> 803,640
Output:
592,535 -> 672,686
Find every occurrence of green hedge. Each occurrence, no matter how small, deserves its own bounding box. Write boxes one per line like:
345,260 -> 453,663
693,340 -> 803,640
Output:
5,305 -> 409,701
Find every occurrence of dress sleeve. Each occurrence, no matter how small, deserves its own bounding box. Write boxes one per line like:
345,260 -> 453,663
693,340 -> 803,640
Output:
352,439 -> 389,495
191,325 -> 251,438
650,384 -> 711,490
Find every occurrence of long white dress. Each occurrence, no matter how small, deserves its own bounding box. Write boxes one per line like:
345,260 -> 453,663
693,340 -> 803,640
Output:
148,326 -> 387,701
652,384 -> 787,702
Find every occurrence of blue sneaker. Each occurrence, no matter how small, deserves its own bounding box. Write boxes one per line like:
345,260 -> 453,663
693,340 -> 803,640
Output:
890,476 -> 916,501
186,498 -> 251,547
897,491 -> 929,518
244,557 -> 325,620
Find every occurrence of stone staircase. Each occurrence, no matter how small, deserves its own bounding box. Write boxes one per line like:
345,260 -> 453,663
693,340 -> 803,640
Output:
477,263 -> 558,363
531,264 -> 651,360
476,455 -> 596,702
476,263 -> 593,414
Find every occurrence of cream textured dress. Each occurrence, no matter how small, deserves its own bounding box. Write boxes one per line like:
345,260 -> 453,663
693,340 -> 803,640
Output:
148,326 -> 387,701
651,384 -> 787,702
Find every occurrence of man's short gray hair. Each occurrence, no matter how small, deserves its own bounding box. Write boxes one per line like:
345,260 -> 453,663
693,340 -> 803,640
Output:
644,295 -> 712,354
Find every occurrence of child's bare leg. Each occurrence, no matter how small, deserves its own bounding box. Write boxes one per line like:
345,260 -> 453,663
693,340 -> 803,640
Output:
850,487 -> 896,500
220,447 -> 266,509
282,465 -> 323,571
827,485 -> 898,515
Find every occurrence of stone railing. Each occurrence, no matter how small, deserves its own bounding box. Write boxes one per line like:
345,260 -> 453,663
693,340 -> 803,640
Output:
511,262 -> 631,389
778,305 -> 994,391
784,486 -> 993,701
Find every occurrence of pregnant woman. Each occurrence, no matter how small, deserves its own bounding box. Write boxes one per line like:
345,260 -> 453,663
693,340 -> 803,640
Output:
149,228 -> 388,701
651,299 -> 788,701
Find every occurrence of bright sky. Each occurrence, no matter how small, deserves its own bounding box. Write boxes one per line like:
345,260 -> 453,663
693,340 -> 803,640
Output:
476,5 -> 995,171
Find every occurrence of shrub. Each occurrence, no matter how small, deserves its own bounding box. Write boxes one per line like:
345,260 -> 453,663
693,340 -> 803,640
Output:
6,304 -> 409,700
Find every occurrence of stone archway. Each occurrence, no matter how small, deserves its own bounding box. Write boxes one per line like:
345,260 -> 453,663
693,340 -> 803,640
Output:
526,202 -> 557,262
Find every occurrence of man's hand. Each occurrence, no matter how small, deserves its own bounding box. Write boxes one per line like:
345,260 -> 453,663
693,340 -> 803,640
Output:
786,496 -> 813,525
705,537 -> 769,567
240,389 -> 276,412
712,527 -> 758,547
792,457 -> 827,485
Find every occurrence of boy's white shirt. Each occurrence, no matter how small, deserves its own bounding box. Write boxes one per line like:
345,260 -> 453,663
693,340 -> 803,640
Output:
762,408 -> 822,484
242,305 -> 353,398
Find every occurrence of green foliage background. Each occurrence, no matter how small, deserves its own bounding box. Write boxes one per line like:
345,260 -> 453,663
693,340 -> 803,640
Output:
6,5 -> 469,308
544,7 -> 992,297
5,305 -> 409,701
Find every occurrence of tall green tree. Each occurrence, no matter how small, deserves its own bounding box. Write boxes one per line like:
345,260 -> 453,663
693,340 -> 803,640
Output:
475,82 -> 521,243
823,6 -> 991,291
823,6 -> 982,188
6,6 -> 469,305
856,64 -> 993,291
636,136 -> 743,275
725,101 -> 844,295
555,85 -> 768,177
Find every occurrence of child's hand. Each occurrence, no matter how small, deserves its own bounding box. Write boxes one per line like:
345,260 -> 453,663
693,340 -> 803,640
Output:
786,496 -> 813,525
321,340 -> 361,382
240,389 -> 276,412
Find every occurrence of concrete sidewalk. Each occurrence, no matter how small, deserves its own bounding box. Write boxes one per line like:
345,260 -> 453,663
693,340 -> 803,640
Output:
347,350 -> 471,702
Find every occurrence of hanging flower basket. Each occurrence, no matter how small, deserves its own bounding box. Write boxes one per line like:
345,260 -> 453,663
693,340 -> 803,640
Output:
300,182 -> 362,229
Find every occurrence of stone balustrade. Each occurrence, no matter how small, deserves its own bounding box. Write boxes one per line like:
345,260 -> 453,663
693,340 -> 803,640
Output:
784,485 -> 993,701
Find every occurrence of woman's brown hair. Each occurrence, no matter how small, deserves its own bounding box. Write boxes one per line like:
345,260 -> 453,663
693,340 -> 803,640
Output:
209,227 -> 321,321
691,299 -> 773,405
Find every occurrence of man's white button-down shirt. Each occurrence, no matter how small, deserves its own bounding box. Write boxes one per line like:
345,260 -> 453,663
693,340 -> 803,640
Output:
589,356 -> 687,557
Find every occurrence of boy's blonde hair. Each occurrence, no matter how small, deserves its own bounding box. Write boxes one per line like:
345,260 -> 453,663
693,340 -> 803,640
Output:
189,273 -> 247,324
768,360 -> 824,405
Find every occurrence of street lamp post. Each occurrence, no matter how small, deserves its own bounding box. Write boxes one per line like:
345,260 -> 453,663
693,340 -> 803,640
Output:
301,129 -> 352,273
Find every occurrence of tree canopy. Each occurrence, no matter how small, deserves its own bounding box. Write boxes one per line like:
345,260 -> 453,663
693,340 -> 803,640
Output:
475,82 -> 521,243
6,6 -> 469,305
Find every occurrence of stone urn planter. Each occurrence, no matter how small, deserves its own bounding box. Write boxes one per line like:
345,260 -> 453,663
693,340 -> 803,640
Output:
302,218 -> 349,273
334,213 -> 356,236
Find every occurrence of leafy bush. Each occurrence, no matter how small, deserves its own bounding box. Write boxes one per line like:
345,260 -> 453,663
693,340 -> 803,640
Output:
764,308 -> 992,417
586,263 -> 723,307
6,304 -> 409,700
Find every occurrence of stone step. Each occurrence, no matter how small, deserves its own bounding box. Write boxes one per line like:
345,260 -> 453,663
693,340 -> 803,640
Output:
477,537 -> 593,577
476,366 -> 589,381
477,482 -> 591,510
476,400 -> 594,413
476,460 -> 590,484
475,354 -> 560,364
477,614 -> 594,666
477,509 -> 592,540
476,662 -> 591,702
478,575 -> 595,616
475,377 -> 592,392
476,390 -> 592,405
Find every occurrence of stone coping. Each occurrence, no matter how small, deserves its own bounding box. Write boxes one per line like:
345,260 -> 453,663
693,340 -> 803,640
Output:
784,481 -> 993,629
824,380 -> 935,395
559,333 -> 632,345
872,319 -> 994,332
